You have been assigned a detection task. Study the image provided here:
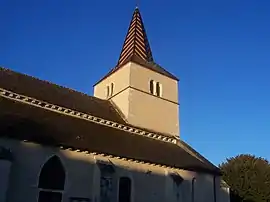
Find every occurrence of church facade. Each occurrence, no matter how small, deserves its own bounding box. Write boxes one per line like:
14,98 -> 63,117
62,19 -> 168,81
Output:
0,7 -> 230,202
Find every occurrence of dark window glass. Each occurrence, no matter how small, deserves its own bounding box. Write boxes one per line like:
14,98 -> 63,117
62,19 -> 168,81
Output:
38,191 -> 62,202
106,86 -> 110,97
156,82 -> 161,97
111,83 -> 114,96
150,80 -> 154,94
38,156 -> 65,190
118,177 -> 131,202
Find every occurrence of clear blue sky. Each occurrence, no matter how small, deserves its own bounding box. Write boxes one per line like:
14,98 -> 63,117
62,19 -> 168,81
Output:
1,0 -> 269,166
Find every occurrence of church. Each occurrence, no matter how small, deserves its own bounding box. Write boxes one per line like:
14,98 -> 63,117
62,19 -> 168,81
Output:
0,7 -> 230,202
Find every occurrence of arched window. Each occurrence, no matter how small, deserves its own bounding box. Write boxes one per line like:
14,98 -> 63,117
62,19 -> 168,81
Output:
110,83 -> 114,96
98,161 -> 115,202
106,86 -> 110,98
118,177 -> 132,202
191,178 -> 196,202
106,83 -> 114,98
150,80 -> 154,94
38,156 -> 65,202
170,173 -> 184,201
149,80 -> 162,97
156,82 -> 161,97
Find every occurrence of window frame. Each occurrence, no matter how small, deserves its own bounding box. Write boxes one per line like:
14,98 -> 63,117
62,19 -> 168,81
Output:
156,82 -> 162,97
110,83 -> 114,96
37,155 -> 66,202
118,176 -> 132,202
150,80 -> 155,95
106,85 -> 110,98
106,83 -> 115,98
149,79 -> 162,97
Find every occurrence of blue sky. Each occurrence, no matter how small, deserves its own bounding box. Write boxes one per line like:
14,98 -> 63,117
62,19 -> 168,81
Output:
1,0 -> 269,166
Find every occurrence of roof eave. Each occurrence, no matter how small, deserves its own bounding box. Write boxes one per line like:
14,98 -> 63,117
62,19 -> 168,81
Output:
93,58 -> 179,87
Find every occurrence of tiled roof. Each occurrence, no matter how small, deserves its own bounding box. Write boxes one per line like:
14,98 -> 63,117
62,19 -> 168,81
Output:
117,7 -> 153,66
0,67 -> 125,123
0,67 -> 220,175
94,8 -> 178,86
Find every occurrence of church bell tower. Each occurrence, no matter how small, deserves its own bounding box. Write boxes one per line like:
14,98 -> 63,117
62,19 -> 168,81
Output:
94,7 -> 180,138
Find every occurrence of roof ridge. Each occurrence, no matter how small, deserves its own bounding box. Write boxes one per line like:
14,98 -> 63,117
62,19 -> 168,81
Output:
0,87 -> 178,145
108,99 -> 129,123
178,140 -> 218,168
0,67 -> 105,102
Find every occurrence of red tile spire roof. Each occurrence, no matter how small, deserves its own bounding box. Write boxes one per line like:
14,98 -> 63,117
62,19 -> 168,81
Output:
117,7 -> 154,66
94,7 -> 178,86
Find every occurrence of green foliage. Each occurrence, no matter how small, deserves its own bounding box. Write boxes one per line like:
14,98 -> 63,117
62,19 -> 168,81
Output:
219,154 -> 270,202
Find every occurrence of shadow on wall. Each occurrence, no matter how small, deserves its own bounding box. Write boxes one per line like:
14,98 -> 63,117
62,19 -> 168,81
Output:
0,115 -> 232,202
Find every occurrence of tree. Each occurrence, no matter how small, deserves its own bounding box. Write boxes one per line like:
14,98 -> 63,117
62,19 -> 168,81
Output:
219,154 -> 270,202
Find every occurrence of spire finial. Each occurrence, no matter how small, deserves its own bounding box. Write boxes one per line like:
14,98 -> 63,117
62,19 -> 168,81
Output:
135,0 -> 139,8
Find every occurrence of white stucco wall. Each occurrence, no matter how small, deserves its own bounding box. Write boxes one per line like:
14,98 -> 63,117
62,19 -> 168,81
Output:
0,138 -> 228,202
0,159 -> 12,202
219,186 -> 230,202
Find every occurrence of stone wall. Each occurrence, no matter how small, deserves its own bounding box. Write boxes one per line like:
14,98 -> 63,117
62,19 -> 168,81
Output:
0,138 -> 228,202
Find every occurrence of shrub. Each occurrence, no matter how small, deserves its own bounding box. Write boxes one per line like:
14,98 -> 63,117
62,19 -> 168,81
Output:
219,154 -> 270,202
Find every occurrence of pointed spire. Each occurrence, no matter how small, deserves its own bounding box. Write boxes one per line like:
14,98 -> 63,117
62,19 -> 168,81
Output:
117,7 -> 154,66
93,7 -> 178,86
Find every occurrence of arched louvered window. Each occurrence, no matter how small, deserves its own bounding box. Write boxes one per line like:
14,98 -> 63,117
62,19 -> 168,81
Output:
150,80 -> 154,94
38,156 -> 65,202
191,178 -> 196,202
156,82 -> 161,97
118,177 -> 132,202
